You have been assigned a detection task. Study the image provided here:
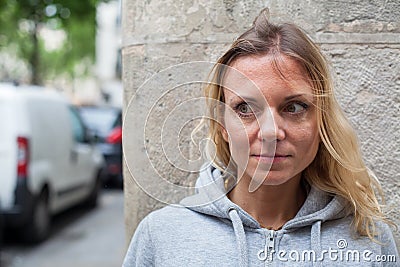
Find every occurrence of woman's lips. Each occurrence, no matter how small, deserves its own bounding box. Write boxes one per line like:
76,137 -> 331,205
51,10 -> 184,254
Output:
252,154 -> 290,164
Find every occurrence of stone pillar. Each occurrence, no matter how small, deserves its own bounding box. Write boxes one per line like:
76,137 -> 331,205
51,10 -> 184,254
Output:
121,0 -> 400,249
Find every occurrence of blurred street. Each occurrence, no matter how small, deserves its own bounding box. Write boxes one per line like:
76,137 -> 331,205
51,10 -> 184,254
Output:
1,189 -> 125,267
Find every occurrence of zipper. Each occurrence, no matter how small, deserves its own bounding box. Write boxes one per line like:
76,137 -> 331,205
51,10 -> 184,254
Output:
265,230 -> 275,265
257,229 -> 275,266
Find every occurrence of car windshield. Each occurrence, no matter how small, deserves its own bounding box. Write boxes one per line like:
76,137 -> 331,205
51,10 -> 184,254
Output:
79,107 -> 120,134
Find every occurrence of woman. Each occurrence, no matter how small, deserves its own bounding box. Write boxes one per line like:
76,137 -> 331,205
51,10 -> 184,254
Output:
123,8 -> 398,266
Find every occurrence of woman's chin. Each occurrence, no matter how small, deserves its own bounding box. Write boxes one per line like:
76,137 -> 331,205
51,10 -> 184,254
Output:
236,172 -> 271,185
236,168 -> 299,188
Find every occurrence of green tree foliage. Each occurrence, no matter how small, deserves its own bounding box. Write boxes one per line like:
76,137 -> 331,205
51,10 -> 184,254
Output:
0,0 -> 108,85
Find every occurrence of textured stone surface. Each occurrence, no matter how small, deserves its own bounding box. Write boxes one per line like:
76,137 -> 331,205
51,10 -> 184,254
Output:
322,44 -> 400,246
122,0 -> 399,249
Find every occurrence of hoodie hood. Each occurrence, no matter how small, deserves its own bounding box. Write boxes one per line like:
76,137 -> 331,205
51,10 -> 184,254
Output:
180,163 -> 349,267
181,163 -> 261,228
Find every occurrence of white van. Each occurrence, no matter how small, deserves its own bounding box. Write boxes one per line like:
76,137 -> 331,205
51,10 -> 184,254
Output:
0,82 -> 104,243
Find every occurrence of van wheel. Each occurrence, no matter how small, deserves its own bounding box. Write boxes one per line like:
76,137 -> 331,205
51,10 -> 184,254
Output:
85,175 -> 101,208
23,192 -> 50,243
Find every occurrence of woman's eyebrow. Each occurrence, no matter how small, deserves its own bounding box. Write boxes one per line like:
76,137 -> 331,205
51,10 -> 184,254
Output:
226,93 -> 314,105
284,93 -> 313,101
227,95 -> 259,104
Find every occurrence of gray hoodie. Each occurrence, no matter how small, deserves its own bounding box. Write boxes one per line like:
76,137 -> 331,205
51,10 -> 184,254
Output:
123,164 -> 399,266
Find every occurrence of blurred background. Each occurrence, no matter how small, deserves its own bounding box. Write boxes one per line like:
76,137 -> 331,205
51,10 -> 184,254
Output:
0,0 -> 122,106
0,0 -> 124,266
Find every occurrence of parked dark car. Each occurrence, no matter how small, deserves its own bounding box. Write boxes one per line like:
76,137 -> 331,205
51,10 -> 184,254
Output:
77,106 -> 123,188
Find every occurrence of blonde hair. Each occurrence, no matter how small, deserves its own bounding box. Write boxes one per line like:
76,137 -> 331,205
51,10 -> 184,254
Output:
203,8 -> 394,240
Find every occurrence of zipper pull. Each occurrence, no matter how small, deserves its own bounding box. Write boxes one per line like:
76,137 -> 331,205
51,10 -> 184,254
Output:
266,230 -> 275,261
257,229 -> 275,262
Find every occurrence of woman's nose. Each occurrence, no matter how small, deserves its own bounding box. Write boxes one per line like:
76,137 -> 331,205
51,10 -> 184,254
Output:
257,110 -> 285,142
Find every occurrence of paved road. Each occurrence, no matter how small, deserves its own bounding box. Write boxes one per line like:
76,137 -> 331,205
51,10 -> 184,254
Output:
1,190 -> 126,267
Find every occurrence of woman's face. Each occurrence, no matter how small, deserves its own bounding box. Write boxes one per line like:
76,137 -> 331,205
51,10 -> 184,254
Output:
221,54 -> 320,189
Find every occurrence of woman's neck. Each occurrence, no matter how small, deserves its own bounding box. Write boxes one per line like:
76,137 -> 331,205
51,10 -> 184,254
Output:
227,174 -> 306,230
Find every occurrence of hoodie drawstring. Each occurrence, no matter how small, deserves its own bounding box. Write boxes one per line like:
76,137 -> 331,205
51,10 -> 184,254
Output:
311,220 -> 322,267
228,208 -> 248,267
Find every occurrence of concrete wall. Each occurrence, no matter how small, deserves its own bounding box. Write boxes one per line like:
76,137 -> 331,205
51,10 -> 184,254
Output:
121,0 -> 399,249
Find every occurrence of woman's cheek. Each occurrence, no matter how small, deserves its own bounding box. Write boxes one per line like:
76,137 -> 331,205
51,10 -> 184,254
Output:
291,124 -> 319,150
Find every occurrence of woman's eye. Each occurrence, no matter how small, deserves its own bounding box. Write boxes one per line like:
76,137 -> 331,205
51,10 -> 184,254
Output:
238,103 -> 251,114
234,102 -> 254,118
285,102 -> 308,113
